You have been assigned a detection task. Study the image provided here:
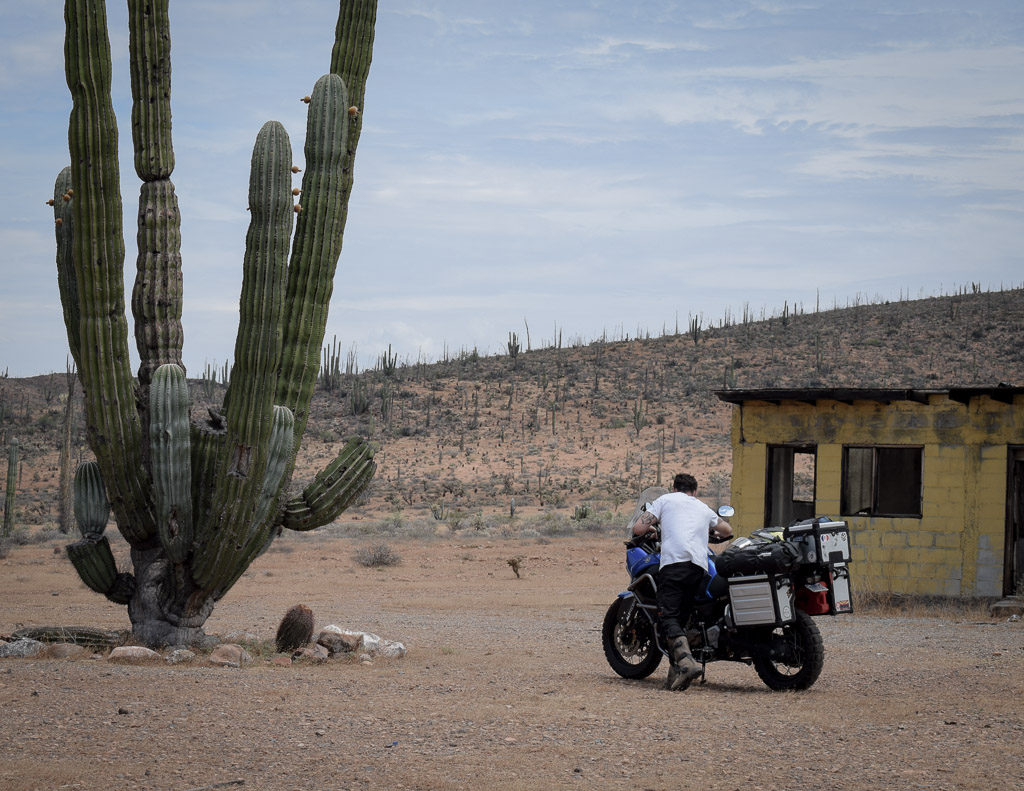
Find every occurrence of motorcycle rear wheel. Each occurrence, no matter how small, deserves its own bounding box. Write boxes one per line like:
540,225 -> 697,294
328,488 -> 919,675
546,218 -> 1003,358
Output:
752,610 -> 824,691
602,597 -> 662,679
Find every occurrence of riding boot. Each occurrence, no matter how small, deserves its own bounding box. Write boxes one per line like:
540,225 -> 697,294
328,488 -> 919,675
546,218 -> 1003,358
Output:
664,635 -> 702,691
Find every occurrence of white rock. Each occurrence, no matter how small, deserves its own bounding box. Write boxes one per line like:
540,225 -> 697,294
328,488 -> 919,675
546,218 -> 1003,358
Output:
321,625 -> 406,659
376,640 -> 407,658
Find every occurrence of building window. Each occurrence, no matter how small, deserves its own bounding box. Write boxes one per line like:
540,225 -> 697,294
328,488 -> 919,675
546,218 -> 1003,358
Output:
765,445 -> 817,527
841,446 -> 922,517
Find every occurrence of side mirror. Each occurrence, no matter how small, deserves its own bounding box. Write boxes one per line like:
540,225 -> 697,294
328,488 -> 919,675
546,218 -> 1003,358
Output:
717,505 -> 735,518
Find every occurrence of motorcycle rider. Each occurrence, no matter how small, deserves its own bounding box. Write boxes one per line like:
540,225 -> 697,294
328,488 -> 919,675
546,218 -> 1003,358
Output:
634,472 -> 732,690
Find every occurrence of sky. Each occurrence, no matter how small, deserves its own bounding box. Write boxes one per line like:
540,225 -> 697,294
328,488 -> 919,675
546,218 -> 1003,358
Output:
1,1 -> 1022,377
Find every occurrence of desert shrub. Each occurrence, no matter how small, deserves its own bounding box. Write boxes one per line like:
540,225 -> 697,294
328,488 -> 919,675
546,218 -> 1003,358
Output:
354,541 -> 401,568
577,509 -> 621,534
4,528 -> 32,546
537,512 -> 575,537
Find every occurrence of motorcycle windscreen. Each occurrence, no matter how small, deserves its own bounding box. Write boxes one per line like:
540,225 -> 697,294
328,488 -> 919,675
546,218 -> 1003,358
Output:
626,485 -> 669,535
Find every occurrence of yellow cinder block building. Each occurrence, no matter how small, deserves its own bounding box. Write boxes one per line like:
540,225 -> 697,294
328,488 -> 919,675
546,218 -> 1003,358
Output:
715,387 -> 1024,599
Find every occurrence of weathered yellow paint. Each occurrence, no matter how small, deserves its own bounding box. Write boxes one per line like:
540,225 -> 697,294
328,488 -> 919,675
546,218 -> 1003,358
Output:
727,394 -> 1022,598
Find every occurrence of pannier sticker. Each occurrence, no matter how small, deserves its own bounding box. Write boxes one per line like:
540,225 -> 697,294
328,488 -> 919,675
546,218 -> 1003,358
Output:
837,600 -> 851,611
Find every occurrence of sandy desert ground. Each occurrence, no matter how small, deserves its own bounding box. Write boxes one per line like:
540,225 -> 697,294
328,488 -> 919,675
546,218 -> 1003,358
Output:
2,529 -> 1023,791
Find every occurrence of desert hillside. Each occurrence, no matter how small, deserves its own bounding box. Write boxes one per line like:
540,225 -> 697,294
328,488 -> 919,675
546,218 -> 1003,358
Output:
2,287 -> 1022,528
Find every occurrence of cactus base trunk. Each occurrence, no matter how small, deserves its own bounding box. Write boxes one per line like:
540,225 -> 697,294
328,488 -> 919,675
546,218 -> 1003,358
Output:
126,546 -> 217,648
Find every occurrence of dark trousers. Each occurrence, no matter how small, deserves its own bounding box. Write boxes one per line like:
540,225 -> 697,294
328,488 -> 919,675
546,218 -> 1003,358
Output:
656,561 -> 706,642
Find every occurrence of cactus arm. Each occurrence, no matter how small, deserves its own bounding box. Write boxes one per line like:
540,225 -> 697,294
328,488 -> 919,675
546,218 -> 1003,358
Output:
64,0 -> 155,546
126,0 -> 173,180
281,438 -> 375,532
72,460 -> 109,538
10,626 -> 122,649
331,0 -> 377,133
150,364 -> 192,563
192,121 -> 293,590
276,0 -> 377,440
53,166 -> 80,368
251,405 -> 296,528
67,459 -> 134,602
3,439 -> 17,537
127,0 -> 184,385
211,405 -> 295,598
275,73 -> 350,428
66,536 -> 119,595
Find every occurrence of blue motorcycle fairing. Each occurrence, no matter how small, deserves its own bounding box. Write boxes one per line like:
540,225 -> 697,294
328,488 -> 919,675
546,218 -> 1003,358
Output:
626,546 -> 659,577
624,548 -> 720,600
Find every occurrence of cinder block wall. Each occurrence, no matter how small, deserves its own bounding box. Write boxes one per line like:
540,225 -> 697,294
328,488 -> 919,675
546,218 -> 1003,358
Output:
728,395 -> 1019,598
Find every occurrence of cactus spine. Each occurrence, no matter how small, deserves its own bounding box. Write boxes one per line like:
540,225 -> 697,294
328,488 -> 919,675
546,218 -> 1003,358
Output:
54,0 -> 378,647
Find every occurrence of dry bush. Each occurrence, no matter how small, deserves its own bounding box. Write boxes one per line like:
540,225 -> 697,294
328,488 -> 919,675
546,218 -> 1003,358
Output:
354,541 -> 401,568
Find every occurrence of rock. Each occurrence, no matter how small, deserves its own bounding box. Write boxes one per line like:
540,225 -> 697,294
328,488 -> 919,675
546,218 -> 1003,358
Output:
44,643 -> 90,660
317,630 -> 361,656
208,644 -> 252,668
376,639 -> 407,659
0,638 -> 46,658
294,644 -> 329,663
166,648 -> 196,665
320,626 -> 406,659
108,646 -> 161,663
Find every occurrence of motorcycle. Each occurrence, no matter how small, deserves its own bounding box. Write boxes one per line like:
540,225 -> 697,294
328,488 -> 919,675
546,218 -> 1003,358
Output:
602,489 -> 853,691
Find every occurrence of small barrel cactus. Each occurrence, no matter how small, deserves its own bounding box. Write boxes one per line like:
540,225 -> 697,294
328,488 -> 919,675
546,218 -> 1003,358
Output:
275,604 -> 315,653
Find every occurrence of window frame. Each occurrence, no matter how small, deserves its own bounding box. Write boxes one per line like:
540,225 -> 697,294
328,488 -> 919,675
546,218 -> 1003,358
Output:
840,444 -> 923,518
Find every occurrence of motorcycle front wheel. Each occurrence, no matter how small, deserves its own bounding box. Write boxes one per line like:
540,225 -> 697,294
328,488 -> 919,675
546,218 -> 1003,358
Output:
602,597 -> 662,679
752,610 -> 824,691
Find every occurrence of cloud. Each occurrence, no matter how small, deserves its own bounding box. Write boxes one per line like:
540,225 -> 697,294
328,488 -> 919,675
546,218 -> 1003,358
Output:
576,36 -> 710,58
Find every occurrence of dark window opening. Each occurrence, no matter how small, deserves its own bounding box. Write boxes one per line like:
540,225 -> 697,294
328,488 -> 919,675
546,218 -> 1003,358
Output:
841,446 -> 922,518
765,445 -> 817,527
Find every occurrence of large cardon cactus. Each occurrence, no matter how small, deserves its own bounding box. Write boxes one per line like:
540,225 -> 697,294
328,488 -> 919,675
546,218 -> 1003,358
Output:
52,0 -> 378,646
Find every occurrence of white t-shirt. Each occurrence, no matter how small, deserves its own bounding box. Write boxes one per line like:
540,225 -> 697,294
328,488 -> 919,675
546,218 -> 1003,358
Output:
647,491 -> 719,571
